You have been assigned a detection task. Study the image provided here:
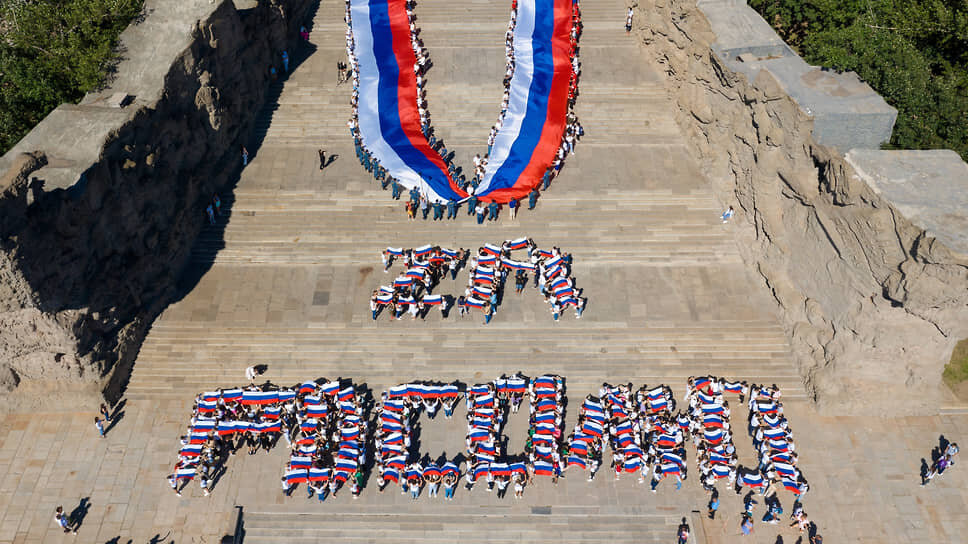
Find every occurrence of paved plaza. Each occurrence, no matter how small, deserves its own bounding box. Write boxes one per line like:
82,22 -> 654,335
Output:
0,0 -> 966,542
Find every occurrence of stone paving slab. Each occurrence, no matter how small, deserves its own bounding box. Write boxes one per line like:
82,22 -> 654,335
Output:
1,401 -> 966,543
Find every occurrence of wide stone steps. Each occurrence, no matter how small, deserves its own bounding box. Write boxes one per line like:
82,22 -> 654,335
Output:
266,88 -> 666,104
240,511 -> 689,543
254,129 -> 677,147
190,239 -> 737,266
254,126 -> 680,147
188,193 -> 737,264
126,321 -> 803,401
251,71 -> 674,145
226,190 -> 720,207
192,251 -> 738,266
189,240 -> 739,266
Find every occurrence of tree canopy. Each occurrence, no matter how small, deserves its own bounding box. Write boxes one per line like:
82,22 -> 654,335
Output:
749,0 -> 968,160
0,0 -> 144,154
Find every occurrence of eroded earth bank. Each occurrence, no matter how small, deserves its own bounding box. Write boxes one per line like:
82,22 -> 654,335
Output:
631,0 -> 967,415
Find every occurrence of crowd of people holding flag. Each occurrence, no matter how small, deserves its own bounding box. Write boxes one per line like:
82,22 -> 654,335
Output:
373,382 -> 462,499
371,239 -> 586,323
523,375 -> 567,482
167,374 -> 813,531
684,376 -> 742,491
746,383 -> 809,497
344,0 -> 585,210
460,238 -> 585,323
683,377 -> 811,531
280,381 -> 367,500
166,379 -> 368,501
463,375 -> 534,497
372,245 -> 468,320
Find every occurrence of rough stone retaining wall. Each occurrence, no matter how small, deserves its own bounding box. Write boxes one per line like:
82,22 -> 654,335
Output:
632,0 -> 968,416
0,0 -> 313,411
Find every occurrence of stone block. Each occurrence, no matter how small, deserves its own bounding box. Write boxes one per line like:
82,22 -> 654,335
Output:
845,149 -> 968,257
696,0 -> 898,151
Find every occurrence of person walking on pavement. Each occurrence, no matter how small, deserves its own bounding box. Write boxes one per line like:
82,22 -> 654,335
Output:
676,518 -> 690,544
945,442 -> 960,465
54,507 -> 76,535
318,149 -> 326,170
708,491 -> 719,519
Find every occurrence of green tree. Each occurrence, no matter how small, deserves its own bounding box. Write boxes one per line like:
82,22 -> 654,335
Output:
749,0 -> 968,160
0,0 -> 144,154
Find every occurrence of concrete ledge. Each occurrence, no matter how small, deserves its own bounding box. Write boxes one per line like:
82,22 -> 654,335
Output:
0,0 -> 223,190
698,0 -> 897,151
845,149 -> 968,257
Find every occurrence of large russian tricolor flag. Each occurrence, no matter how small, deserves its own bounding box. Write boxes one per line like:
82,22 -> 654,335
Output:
350,0 -> 467,203
474,0 -> 573,202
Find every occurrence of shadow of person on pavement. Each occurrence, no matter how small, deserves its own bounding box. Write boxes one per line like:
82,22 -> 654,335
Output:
69,497 -> 90,532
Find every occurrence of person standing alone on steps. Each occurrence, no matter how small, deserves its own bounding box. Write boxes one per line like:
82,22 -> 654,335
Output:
318,149 -> 326,170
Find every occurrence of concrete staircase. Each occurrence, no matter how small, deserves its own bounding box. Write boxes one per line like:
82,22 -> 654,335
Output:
188,188 -> 739,266
126,320 -> 803,402
127,0 -> 809,444
241,509 -> 694,543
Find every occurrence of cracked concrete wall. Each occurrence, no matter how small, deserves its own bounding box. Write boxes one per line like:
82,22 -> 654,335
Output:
0,0 -> 313,411
633,0 -> 968,415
